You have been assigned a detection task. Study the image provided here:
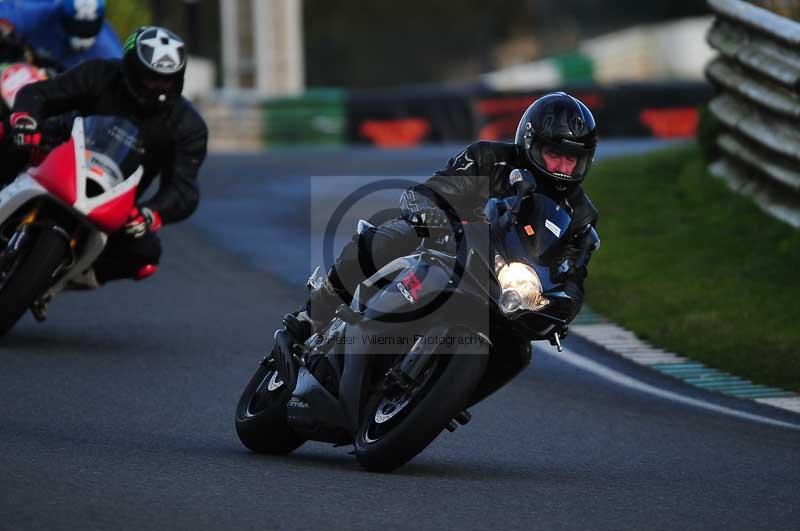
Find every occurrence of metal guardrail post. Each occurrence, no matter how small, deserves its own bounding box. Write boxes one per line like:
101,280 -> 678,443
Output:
705,0 -> 800,228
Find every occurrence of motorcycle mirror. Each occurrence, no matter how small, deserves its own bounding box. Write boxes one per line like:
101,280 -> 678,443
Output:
509,168 -> 537,195
509,169 -> 536,214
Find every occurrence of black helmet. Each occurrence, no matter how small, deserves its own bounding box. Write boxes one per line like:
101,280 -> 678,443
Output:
515,92 -> 597,189
122,26 -> 187,111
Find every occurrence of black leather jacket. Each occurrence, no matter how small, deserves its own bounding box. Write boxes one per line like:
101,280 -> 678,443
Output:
12,59 -> 208,224
408,140 -> 600,319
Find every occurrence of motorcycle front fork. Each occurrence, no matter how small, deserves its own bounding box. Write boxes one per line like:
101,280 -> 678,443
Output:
0,208 -> 38,276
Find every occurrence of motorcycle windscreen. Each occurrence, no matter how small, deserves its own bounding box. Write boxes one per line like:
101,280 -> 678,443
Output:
506,193 -> 572,263
82,116 -> 145,189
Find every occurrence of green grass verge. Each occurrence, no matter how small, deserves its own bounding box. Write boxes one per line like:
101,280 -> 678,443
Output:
583,144 -> 800,391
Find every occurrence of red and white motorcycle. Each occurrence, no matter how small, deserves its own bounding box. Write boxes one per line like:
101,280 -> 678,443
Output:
0,115 -> 145,336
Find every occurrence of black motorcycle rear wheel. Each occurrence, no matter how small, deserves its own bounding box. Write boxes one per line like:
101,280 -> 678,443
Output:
0,227 -> 68,337
235,358 -> 306,454
354,328 -> 488,472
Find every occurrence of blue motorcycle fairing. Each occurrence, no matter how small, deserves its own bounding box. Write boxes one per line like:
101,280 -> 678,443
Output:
486,193 -> 573,291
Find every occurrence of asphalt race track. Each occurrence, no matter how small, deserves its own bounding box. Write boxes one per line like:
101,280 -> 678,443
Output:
1,142 -> 799,531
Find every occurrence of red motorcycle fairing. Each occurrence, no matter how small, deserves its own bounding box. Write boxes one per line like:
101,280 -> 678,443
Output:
27,134 -> 138,233
86,187 -> 137,232
29,139 -> 77,205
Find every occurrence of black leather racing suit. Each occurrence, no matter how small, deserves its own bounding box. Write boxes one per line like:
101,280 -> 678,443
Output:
9,58 -> 208,282
309,140 -> 599,324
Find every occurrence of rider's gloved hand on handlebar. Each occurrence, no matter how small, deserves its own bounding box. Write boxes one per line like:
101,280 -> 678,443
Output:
124,207 -> 163,239
9,112 -> 42,150
400,189 -> 450,235
408,208 -> 448,229
552,258 -> 577,283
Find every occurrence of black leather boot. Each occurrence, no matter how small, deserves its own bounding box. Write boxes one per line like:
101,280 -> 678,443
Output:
286,275 -> 351,343
282,313 -> 314,344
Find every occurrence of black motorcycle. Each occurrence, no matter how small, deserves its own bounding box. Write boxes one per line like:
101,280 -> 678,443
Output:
235,170 -> 595,472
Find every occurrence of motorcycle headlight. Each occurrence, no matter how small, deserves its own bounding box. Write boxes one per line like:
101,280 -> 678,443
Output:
496,260 -> 548,314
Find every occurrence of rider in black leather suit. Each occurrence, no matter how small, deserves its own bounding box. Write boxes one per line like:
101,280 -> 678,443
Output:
290,92 -> 600,339
5,26 -> 207,284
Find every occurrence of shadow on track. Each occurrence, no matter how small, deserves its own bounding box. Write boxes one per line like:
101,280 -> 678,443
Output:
239,446 -> 578,482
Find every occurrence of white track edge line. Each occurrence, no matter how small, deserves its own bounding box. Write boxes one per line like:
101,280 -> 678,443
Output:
543,347 -> 800,431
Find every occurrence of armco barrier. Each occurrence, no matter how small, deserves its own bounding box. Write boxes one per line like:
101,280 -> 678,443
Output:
705,0 -> 800,227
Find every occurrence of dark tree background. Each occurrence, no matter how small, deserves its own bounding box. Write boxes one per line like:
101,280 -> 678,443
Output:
148,0 -> 220,61
142,0 -> 711,89
304,0 -> 710,87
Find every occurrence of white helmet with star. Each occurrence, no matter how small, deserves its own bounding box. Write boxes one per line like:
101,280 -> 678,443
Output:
122,26 -> 187,110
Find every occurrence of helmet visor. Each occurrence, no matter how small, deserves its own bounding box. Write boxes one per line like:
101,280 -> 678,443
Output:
529,141 -> 593,183
63,18 -> 103,39
133,71 -> 182,103
141,76 -> 179,93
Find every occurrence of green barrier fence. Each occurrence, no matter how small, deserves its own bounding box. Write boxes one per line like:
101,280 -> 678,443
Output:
552,52 -> 594,85
262,89 -> 347,147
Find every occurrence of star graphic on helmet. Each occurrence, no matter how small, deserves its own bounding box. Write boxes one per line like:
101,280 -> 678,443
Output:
139,29 -> 184,71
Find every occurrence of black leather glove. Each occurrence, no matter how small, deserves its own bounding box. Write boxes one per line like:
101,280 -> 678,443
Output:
551,224 -> 599,283
399,189 -> 449,230
552,258 -> 578,284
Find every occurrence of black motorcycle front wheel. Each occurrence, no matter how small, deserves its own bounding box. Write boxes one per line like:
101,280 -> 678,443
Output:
235,358 -> 306,454
0,227 -> 68,337
354,328 -> 488,472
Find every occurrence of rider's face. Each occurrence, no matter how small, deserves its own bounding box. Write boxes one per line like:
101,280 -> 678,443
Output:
541,146 -> 577,176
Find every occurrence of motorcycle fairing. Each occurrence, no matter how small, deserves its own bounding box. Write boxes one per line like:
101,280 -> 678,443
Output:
333,254 -> 490,431
0,171 -> 110,300
361,259 -> 458,321
86,187 -> 139,232
335,319 -> 386,432
485,193 -> 572,260
486,193 -> 573,292
42,229 -> 107,299
29,117 -> 143,233
28,140 -> 78,205
0,173 -> 48,224
1,117 -> 141,296
513,193 -> 573,260
286,366 -> 351,443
